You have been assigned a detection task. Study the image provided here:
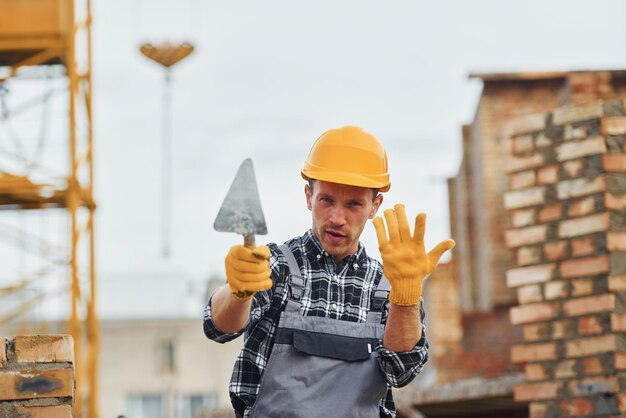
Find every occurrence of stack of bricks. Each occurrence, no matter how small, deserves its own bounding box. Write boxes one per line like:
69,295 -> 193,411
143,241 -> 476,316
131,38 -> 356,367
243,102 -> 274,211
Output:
0,335 -> 75,418
504,99 -> 626,417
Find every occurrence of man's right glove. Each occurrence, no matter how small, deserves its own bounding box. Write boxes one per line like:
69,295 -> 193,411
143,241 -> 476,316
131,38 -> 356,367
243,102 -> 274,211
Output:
225,245 -> 273,301
373,204 -> 455,306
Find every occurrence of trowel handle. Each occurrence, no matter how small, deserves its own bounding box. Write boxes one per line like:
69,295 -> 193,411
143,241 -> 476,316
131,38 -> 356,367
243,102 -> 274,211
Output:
244,234 -> 256,249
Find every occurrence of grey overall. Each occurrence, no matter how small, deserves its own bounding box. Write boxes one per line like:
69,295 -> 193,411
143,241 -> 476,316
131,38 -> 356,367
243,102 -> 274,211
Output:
250,244 -> 390,418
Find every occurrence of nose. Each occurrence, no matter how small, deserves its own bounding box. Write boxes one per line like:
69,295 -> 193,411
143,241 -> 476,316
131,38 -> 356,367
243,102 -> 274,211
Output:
329,205 -> 347,227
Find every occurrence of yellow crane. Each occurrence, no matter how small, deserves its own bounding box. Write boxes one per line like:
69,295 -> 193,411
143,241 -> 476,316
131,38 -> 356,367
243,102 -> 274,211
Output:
0,1 -> 98,417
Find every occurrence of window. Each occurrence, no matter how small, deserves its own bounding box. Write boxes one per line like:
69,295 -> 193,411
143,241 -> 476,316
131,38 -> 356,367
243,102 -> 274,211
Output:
126,394 -> 164,418
177,394 -> 218,418
158,339 -> 176,373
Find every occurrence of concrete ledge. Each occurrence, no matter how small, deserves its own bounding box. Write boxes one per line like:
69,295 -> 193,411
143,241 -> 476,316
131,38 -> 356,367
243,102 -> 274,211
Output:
395,374 -> 526,417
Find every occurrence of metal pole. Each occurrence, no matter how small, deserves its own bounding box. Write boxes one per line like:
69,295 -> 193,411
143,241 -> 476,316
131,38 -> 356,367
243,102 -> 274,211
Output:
85,0 -> 100,416
66,1 -> 82,417
162,68 -> 172,258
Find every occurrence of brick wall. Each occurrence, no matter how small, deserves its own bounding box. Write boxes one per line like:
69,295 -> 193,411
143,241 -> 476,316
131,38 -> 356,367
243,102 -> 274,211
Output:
427,71 -> 626,385
428,255 -> 524,384
0,335 -> 75,418
428,76 -> 566,384
450,125 -> 476,312
426,261 -> 462,359
560,72 -> 617,106
505,100 -> 626,417
452,72 -> 626,314
467,78 -> 565,310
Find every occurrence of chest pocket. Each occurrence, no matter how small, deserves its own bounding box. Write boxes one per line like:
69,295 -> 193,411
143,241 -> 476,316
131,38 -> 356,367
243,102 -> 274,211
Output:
277,327 -> 377,361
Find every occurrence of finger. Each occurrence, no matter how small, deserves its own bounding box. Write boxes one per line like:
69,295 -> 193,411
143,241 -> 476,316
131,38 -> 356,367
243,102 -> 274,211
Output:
384,209 -> 400,243
412,213 -> 426,247
394,204 -> 411,242
227,255 -> 270,274
252,245 -> 271,260
244,278 -> 273,293
427,239 -> 456,266
230,245 -> 268,263
372,216 -> 389,246
231,269 -> 272,283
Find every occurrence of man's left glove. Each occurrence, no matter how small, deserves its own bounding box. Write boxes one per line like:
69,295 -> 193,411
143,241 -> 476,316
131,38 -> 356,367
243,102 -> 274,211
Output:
373,204 -> 455,306
225,245 -> 273,301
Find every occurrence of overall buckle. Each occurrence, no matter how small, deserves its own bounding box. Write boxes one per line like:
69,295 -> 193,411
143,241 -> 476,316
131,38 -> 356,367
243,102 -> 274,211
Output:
371,289 -> 389,311
289,274 -> 305,301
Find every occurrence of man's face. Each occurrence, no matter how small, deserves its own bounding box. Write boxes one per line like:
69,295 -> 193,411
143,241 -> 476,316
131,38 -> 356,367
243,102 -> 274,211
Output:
305,180 -> 383,263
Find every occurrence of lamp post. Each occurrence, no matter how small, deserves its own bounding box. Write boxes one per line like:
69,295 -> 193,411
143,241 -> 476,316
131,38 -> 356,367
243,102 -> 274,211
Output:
140,42 -> 194,258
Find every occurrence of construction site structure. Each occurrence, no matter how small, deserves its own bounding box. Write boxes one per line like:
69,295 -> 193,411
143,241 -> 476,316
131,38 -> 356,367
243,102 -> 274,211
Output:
394,70 -> 626,418
0,1 -> 98,417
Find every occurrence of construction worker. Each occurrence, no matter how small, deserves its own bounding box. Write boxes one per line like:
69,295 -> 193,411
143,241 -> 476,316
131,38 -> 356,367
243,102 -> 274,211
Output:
204,126 -> 455,417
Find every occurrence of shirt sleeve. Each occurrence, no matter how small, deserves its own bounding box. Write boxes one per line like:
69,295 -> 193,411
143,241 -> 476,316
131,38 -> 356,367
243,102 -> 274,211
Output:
202,292 -> 244,343
376,299 -> 429,388
202,288 -> 274,343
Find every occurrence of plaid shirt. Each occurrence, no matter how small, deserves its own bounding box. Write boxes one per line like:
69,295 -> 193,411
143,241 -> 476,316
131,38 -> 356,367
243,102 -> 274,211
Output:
203,230 -> 429,417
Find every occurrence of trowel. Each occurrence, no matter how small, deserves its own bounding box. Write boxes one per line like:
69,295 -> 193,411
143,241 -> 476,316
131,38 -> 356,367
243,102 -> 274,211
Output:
214,158 -> 268,249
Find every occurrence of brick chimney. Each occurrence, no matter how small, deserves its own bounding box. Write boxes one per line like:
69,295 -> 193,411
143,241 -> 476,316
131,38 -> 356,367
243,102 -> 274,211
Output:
0,335 -> 75,417
505,100 -> 626,417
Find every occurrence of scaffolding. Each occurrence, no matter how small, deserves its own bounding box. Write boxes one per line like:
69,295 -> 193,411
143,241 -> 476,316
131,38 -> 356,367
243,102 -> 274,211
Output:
0,1 -> 98,417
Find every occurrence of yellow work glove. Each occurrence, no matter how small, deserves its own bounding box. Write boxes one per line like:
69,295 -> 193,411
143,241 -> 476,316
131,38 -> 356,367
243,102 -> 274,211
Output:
373,204 -> 455,306
225,245 -> 272,301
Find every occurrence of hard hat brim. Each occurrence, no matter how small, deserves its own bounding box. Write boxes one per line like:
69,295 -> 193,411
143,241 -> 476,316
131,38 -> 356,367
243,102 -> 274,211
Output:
301,167 -> 390,192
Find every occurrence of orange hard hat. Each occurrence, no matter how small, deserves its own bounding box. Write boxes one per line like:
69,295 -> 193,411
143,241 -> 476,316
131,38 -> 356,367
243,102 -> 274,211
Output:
301,126 -> 391,192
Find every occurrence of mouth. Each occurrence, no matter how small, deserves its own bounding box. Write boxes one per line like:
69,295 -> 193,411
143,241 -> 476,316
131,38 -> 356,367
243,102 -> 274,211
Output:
324,230 -> 347,244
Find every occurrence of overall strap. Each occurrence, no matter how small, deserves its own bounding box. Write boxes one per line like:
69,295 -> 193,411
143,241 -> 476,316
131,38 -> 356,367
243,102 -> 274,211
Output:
277,244 -> 305,313
366,274 -> 390,324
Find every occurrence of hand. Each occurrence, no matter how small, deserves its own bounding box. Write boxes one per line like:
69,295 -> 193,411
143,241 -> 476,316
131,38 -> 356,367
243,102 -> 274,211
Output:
373,204 -> 455,306
225,245 -> 272,301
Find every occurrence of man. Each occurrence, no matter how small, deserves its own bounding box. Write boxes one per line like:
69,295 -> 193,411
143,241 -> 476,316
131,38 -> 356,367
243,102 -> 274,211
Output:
204,126 -> 455,417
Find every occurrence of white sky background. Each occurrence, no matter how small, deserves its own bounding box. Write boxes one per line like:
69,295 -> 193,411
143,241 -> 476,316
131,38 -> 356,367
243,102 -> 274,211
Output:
86,0 -> 626,306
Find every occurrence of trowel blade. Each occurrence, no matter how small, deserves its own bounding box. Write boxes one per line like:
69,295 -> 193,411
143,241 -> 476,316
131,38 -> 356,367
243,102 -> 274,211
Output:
214,158 -> 268,236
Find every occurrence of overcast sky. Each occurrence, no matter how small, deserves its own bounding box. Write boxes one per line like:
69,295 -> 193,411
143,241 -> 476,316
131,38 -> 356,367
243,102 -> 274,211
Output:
2,0 -> 626,318
92,0 -> 626,286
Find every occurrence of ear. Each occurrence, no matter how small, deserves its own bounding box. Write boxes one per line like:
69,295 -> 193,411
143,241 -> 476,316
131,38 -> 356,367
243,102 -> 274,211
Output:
369,193 -> 383,219
305,184 -> 312,211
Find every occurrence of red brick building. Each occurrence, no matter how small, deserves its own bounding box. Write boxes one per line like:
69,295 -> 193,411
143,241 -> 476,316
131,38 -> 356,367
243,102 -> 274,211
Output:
395,70 -> 626,418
